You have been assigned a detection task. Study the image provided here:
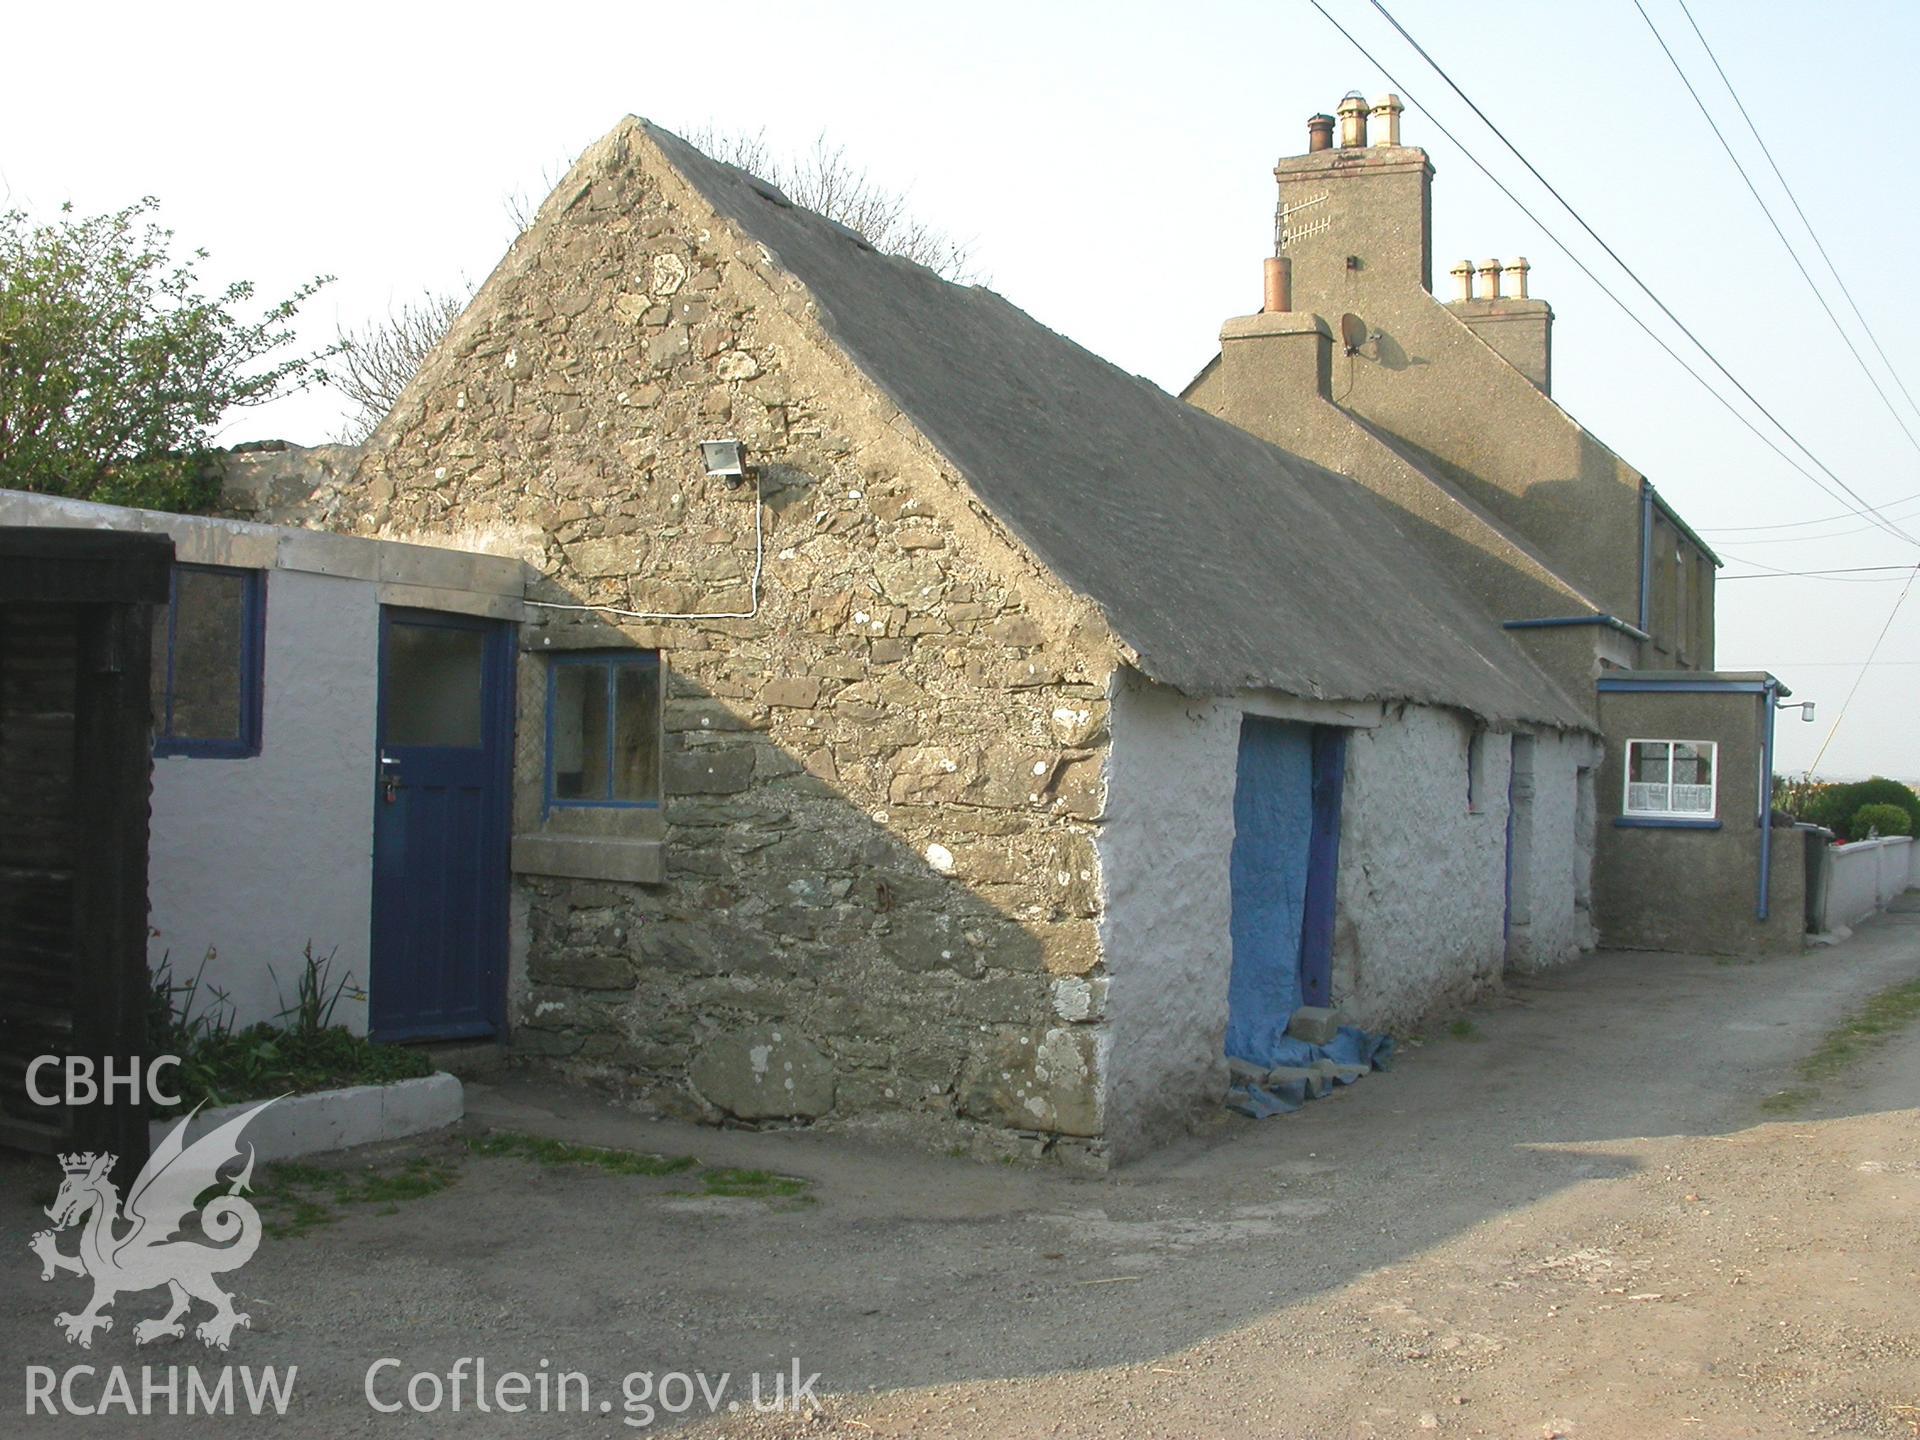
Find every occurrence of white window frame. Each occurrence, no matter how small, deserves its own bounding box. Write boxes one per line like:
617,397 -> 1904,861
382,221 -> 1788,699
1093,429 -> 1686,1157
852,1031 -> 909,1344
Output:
1623,738 -> 1718,819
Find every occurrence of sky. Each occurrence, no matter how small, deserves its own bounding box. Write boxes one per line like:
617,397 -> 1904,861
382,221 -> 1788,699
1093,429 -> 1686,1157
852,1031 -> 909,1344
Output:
6,0 -> 1917,780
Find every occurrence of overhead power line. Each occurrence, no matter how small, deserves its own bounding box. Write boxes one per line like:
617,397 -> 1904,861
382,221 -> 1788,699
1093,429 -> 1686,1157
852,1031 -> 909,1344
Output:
1346,0 -> 1920,550
1673,0 -> 1920,431
1718,564 -> 1915,582
1808,562 -> 1920,773
1632,0 -> 1920,458
1712,504 -> 1920,546
1700,489 -> 1920,533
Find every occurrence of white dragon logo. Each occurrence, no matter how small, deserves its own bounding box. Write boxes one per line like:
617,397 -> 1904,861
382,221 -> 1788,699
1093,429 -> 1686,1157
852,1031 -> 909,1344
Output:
28,1100 -> 274,1350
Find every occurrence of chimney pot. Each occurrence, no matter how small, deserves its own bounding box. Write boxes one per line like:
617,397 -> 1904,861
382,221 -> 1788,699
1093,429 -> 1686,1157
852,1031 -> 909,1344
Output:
1449,260 -> 1475,302
1505,256 -> 1531,298
1306,113 -> 1335,152
1263,255 -> 1293,314
1337,92 -> 1370,148
1370,93 -> 1404,146
1475,258 -> 1504,299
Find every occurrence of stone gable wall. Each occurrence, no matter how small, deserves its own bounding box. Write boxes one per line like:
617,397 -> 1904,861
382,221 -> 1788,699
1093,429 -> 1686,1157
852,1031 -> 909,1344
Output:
309,124 -> 1122,1164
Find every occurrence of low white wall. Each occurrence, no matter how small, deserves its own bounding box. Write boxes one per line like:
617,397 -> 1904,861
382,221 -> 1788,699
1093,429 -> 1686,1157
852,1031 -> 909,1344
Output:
1822,835 -> 1915,932
150,568 -> 380,1034
1098,673 -> 1595,1158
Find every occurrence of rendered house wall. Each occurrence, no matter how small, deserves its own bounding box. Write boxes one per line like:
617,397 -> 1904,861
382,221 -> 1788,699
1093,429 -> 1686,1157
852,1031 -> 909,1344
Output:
0,490 -> 528,1037
1593,687 -> 1804,956
1099,671 -> 1596,1158
149,565 -> 379,1033
1330,709 -> 1596,1030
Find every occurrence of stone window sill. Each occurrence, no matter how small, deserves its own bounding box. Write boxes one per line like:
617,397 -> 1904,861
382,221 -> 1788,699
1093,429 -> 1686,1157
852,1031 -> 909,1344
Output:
1613,816 -> 1722,830
511,834 -> 664,884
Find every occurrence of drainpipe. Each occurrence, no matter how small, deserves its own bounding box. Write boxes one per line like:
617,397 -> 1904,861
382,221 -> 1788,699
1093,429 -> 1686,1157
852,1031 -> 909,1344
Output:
1757,681 -> 1778,922
1638,483 -> 1654,637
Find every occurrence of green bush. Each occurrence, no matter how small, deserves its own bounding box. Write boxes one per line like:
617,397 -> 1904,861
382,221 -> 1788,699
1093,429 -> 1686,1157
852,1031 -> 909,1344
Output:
1850,803 -> 1914,840
1793,777 -> 1920,840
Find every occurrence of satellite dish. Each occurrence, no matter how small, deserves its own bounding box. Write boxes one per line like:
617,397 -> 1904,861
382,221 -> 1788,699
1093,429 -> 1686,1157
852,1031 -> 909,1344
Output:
1339,313 -> 1371,355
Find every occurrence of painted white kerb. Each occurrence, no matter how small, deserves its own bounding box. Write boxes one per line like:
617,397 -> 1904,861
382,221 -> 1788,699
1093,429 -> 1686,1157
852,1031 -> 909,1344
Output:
148,1074 -> 464,1163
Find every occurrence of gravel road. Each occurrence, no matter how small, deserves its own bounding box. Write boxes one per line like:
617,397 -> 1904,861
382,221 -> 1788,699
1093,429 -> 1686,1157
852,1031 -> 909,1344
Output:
5,901 -> 1918,1438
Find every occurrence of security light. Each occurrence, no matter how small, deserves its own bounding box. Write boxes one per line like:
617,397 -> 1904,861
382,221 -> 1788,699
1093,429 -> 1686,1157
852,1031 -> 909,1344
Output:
1776,698 -> 1816,723
700,439 -> 746,484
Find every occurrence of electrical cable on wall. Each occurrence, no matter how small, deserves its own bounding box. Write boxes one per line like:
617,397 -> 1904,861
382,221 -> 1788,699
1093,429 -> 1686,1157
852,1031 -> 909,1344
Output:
524,466 -> 766,624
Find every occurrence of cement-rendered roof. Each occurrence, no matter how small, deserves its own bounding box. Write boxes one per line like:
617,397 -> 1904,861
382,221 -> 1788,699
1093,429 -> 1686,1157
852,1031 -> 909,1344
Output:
643,121 -> 1588,730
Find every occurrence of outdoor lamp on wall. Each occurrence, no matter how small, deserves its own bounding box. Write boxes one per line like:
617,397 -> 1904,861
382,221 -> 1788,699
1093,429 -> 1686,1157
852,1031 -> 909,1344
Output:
1776,699 -> 1816,723
700,439 -> 747,486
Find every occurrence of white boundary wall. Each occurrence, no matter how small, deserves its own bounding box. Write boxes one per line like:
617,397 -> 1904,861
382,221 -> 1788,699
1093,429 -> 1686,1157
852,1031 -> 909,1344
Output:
1819,835 -> 1916,933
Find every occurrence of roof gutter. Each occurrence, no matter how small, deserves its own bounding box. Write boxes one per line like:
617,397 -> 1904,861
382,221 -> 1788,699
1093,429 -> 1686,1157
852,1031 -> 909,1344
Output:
1647,483 -> 1725,568
1596,674 -> 1790,696
1504,614 -> 1651,643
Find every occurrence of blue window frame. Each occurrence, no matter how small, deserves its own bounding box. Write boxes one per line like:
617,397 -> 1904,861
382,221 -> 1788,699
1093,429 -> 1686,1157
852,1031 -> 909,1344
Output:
151,563 -> 264,758
545,652 -> 662,810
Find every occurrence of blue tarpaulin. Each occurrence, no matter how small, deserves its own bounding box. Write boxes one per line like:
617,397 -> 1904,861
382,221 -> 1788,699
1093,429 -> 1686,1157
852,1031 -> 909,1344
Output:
1224,720 -> 1313,1063
1225,1025 -> 1395,1119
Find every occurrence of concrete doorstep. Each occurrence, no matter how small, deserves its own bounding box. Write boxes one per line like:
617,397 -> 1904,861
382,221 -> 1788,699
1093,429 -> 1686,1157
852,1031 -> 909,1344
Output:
148,1073 -> 464,1162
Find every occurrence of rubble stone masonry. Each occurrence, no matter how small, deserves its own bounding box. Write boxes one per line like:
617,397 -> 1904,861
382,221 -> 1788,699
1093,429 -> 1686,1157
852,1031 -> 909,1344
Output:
297,123 -> 1122,1164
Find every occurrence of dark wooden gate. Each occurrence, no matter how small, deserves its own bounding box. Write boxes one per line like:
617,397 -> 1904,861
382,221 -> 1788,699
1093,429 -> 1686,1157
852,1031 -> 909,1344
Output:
0,527 -> 172,1174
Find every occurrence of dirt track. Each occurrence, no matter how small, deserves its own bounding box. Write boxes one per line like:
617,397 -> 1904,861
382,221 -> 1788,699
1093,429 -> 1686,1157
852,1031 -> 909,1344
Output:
5,902 -> 1919,1438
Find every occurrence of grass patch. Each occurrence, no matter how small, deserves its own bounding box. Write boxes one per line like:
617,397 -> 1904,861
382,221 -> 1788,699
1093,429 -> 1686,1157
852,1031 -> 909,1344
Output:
1800,978 -> 1920,1083
1758,977 -> 1920,1117
252,1156 -> 458,1238
467,1132 -> 696,1176
469,1130 -> 811,1204
1760,1086 -> 1819,1115
1448,1019 -> 1481,1041
701,1167 -> 809,1200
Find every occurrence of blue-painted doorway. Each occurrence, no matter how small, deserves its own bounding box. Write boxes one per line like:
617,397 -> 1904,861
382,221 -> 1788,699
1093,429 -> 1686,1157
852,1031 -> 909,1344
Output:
370,608 -> 514,1041
1225,717 -> 1347,1066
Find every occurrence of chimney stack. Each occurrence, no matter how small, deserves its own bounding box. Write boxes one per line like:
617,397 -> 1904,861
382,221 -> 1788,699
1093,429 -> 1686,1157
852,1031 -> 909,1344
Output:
1263,255 -> 1293,313
1337,92 -> 1370,148
1306,113 -> 1335,152
1370,94 -> 1404,146
1447,257 -> 1552,393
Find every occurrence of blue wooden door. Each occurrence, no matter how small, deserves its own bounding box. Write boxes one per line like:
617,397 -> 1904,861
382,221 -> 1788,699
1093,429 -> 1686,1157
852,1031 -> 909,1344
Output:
370,609 -> 513,1041
1226,718 -> 1345,1065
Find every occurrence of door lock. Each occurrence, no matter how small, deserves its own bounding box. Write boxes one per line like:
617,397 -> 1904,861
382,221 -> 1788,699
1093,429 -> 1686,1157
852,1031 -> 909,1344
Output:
379,752 -> 405,805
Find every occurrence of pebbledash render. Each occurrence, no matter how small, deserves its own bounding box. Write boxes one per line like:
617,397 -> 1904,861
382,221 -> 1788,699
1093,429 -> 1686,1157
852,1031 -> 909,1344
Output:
287,117 -> 1598,1166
